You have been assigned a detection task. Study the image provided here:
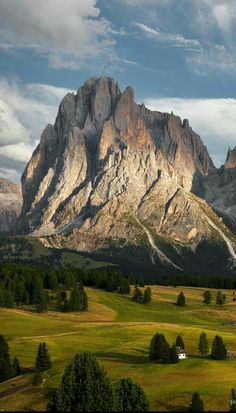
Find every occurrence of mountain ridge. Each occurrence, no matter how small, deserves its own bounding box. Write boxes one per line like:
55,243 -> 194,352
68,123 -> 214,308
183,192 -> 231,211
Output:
7,76 -> 236,274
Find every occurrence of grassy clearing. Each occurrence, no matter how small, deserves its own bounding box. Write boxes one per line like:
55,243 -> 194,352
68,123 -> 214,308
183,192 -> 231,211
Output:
0,285 -> 236,411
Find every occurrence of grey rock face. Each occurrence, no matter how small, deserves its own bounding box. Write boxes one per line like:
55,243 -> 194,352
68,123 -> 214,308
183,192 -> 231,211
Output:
204,147 -> 236,228
0,178 -> 22,233
18,77 -> 235,268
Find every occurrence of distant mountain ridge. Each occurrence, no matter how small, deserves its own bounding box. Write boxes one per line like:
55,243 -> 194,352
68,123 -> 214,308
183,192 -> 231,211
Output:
5,76 -> 236,275
0,178 -> 22,233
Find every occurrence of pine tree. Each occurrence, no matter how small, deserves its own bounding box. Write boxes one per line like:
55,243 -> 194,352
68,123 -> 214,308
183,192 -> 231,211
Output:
189,392 -> 204,412
170,344 -> 179,364
142,287 -> 152,304
0,286 -> 5,307
229,388 -> 236,411
69,287 -> 80,311
13,356 -> 21,376
119,278 -> 130,294
48,271 -> 58,291
203,290 -> 212,305
149,333 -> 170,363
4,290 -> 15,308
0,335 -> 13,382
48,352 -> 114,412
114,377 -> 149,411
0,335 -> 10,363
36,289 -> 48,312
216,291 -> 224,305
176,335 -> 185,350
198,332 -> 209,355
35,342 -> 51,372
211,335 -> 227,360
132,285 -> 143,303
0,357 -> 12,382
176,292 -> 185,306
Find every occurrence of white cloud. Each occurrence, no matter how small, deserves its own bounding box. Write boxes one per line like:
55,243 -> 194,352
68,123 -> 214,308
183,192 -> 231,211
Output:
0,99 -> 29,146
0,77 -> 73,182
0,167 -> 20,182
135,23 -> 200,49
187,44 -> 236,74
0,0 -> 116,70
144,97 -> 236,166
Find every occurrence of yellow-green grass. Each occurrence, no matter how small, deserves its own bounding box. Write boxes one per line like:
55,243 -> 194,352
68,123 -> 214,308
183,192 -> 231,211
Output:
0,285 -> 236,411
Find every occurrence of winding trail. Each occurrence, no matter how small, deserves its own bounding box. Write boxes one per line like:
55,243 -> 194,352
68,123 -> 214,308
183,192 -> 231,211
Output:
134,216 -> 183,271
204,214 -> 236,260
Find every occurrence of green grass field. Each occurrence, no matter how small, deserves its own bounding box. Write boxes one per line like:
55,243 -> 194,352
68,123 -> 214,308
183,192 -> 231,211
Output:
1,285 -> 236,411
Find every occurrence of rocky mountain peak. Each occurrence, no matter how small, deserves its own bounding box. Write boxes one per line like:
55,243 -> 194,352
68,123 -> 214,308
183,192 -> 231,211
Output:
18,76 -> 226,272
225,147 -> 236,169
0,178 -> 22,233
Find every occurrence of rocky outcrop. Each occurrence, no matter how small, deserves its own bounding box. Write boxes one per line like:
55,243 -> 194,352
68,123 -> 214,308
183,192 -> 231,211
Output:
204,147 -> 236,229
18,77 -> 236,273
0,178 -> 22,233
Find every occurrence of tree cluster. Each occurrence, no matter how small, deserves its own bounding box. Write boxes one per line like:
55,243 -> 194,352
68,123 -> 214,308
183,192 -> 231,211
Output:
149,333 -> 180,364
47,352 -> 149,412
56,283 -> 88,312
132,286 -> 152,304
0,335 -> 21,382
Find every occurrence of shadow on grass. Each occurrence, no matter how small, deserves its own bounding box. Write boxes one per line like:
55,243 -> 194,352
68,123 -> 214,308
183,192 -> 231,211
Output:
95,351 -> 148,365
156,399 -> 188,412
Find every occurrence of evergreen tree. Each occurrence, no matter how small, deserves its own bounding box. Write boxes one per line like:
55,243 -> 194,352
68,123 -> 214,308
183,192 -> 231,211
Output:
35,342 -> 51,372
149,333 -> 170,363
119,278 -> 130,294
114,377 -> 149,411
0,286 -> 4,307
176,335 -> 185,350
0,335 -> 10,363
176,292 -> 185,306
69,287 -> 81,311
0,335 -> 12,382
142,287 -> 152,304
4,290 -> 15,308
198,332 -> 209,355
170,344 -> 179,364
189,392 -> 204,412
13,356 -> 21,376
229,388 -> 236,411
36,289 -> 48,312
48,352 -> 114,412
0,357 -> 12,382
211,335 -> 227,360
48,270 -> 58,291
132,286 -> 143,303
203,290 -> 212,305
216,291 -> 224,305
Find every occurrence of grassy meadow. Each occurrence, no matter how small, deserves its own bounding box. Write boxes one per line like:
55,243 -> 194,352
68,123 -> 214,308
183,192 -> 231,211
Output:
1,285 -> 236,411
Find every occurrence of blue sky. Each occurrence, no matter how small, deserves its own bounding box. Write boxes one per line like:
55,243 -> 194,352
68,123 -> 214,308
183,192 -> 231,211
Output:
0,0 -> 236,181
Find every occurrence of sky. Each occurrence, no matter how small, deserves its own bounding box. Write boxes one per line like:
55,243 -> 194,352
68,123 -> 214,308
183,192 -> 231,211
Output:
0,0 -> 236,182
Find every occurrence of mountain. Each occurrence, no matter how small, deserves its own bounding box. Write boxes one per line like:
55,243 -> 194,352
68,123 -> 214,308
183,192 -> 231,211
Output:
204,147 -> 236,230
0,178 -> 22,233
18,77 -> 236,275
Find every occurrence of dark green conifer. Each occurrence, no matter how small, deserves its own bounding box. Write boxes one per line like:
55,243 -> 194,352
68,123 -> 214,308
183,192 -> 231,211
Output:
176,292 -> 185,306
47,352 -> 113,412
188,392 -> 204,412
211,335 -> 227,360
115,377 -> 149,411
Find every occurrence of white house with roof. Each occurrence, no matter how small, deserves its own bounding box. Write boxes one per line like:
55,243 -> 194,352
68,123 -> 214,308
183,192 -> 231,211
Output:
176,346 -> 187,359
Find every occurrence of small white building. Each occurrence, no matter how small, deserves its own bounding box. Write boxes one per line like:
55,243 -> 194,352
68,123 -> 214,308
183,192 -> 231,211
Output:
176,346 -> 187,359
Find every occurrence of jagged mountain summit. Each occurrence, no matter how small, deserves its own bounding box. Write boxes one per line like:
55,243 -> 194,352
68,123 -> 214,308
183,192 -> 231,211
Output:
18,77 -> 236,275
204,147 -> 236,229
0,178 -> 22,233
